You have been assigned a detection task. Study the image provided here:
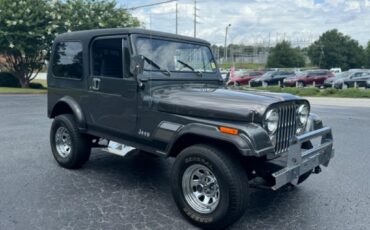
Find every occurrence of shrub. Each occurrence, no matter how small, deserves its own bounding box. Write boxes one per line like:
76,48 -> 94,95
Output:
0,72 -> 20,87
29,82 -> 45,89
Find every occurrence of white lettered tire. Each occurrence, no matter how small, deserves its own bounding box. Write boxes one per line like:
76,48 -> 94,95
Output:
171,144 -> 248,229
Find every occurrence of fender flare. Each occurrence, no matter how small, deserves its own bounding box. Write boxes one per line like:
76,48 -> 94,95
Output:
50,96 -> 87,131
166,123 -> 254,156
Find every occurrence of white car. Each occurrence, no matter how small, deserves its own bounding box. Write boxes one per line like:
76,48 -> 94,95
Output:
330,68 -> 342,74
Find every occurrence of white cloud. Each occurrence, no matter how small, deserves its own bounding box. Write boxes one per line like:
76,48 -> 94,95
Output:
126,0 -> 370,46
344,0 -> 361,11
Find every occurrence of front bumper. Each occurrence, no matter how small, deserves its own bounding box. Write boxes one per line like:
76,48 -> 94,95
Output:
271,126 -> 334,190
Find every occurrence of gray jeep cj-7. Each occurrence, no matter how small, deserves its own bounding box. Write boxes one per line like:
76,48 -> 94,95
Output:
47,28 -> 334,229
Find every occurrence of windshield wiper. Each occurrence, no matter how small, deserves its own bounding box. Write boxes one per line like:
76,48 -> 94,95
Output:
177,60 -> 203,77
142,56 -> 171,76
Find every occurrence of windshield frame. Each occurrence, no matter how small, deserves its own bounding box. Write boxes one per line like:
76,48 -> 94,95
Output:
132,35 -> 218,75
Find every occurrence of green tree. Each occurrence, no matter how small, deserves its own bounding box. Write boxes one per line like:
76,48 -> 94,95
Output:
266,41 -> 305,68
365,41 -> 370,68
0,0 -> 140,88
307,29 -> 365,70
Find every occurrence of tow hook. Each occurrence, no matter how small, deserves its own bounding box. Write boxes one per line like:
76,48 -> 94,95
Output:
313,166 -> 322,174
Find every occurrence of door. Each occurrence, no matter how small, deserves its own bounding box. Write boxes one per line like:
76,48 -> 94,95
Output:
353,72 -> 370,87
87,36 -> 137,135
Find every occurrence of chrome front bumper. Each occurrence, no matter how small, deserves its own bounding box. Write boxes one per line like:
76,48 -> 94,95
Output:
272,127 -> 334,190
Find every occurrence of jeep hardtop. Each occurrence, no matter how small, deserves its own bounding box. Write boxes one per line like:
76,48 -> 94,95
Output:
47,28 -> 334,229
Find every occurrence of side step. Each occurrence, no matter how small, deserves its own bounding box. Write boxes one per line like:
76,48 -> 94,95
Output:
101,141 -> 136,158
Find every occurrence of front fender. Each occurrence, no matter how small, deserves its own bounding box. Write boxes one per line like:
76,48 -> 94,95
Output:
164,123 -> 254,156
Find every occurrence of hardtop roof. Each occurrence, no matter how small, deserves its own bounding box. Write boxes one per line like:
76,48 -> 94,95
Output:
55,28 -> 210,45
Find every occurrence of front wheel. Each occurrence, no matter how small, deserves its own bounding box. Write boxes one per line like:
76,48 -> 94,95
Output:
171,144 -> 248,229
50,114 -> 91,169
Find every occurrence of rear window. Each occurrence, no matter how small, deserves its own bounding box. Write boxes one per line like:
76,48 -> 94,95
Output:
52,41 -> 83,79
310,71 -> 327,76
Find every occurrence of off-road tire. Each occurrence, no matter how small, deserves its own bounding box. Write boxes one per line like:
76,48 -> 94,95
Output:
50,114 -> 91,169
171,144 -> 248,229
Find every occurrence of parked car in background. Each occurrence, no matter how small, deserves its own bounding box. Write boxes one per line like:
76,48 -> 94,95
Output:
366,79 -> 370,88
341,72 -> 370,88
250,71 -> 295,87
227,70 -> 263,86
324,70 -> 370,88
219,68 -> 229,80
330,68 -> 342,74
283,70 -> 334,87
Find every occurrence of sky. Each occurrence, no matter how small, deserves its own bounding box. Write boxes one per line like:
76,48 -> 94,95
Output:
120,0 -> 370,47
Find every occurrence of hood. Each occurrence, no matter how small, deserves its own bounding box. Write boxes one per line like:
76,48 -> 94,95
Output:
152,86 -> 305,122
327,77 -> 344,84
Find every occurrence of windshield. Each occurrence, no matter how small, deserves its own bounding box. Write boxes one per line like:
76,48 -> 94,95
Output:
296,71 -> 307,77
260,71 -> 275,79
135,37 -> 217,73
334,71 -> 350,79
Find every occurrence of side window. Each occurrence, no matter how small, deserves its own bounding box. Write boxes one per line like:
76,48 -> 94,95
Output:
52,42 -> 83,79
92,38 -> 130,78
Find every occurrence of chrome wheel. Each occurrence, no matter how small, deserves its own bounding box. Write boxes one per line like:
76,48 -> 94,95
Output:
55,127 -> 72,158
182,164 -> 220,214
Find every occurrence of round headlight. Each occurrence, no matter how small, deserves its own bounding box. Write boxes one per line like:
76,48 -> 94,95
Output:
297,104 -> 309,126
264,109 -> 279,134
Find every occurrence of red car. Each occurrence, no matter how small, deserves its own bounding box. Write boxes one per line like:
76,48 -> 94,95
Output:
227,71 -> 263,86
283,70 -> 334,87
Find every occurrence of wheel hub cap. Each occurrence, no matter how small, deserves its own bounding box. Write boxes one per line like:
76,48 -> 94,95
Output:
182,164 -> 220,214
55,127 -> 72,158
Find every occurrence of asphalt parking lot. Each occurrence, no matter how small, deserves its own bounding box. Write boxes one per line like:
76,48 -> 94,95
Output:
0,95 -> 369,230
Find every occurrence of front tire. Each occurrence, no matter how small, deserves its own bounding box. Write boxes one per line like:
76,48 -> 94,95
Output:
50,114 -> 91,169
171,144 -> 248,229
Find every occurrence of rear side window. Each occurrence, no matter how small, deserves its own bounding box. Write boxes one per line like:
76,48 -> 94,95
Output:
52,42 -> 83,79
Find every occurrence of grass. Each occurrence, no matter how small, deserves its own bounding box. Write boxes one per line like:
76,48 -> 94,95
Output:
240,86 -> 370,98
0,79 -> 47,94
0,87 -> 47,94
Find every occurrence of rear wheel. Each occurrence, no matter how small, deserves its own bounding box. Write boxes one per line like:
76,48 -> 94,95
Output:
234,81 -> 241,86
171,144 -> 248,229
50,114 -> 91,169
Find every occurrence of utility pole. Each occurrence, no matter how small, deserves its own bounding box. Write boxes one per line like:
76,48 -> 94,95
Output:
176,1 -> 178,34
224,24 -> 231,63
128,0 -> 177,10
194,0 -> 197,37
127,0 -> 178,33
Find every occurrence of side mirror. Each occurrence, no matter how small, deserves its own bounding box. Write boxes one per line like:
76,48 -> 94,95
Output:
130,55 -> 145,76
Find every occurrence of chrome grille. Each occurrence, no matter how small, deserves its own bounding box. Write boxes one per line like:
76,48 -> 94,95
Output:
275,103 -> 298,154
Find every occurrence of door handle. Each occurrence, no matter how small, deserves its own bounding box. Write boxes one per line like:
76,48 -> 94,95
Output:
91,78 -> 101,90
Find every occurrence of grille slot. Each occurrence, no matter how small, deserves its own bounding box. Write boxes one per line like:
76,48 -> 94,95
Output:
275,103 -> 297,154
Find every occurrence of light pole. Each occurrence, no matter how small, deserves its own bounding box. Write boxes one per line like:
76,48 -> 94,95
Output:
224,24 -> 231,63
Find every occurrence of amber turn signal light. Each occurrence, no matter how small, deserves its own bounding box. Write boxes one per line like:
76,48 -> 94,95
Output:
219,126 -> 239,135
